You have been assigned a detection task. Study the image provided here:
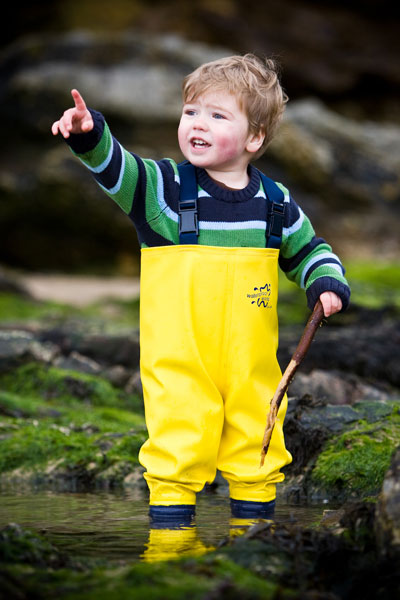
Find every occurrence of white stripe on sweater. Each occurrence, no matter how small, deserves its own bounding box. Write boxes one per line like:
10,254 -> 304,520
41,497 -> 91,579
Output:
301,253 -> 343,288
199,220 -> 266,231
81,139 -> 115,173
155,161 -> 178,222
283,207 -> 305,237
98,144 -> 126,195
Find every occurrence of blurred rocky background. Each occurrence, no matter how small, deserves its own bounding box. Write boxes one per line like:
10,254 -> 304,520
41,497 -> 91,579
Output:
0,0 -> 399,275
1,6 -> 399,595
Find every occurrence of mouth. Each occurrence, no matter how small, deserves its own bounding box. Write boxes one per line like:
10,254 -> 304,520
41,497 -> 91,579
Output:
190,137 -> 211,148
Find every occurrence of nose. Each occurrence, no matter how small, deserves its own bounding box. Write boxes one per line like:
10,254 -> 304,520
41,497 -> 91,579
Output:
193,113 -> 208,131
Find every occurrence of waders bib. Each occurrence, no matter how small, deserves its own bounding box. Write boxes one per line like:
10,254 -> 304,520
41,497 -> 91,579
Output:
138,244 -> 292,505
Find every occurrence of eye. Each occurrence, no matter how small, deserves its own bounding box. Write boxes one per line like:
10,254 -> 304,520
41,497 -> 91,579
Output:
184,109 -> 196,116
213,112 -> 225,120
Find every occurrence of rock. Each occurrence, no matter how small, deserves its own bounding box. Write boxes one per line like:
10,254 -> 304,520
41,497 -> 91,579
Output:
0,268 -> 32,298
123,466 -> 145,487
298,403 -> 360,434
375,446 -> 400,557
194,1 -> 400,110
224,501 -> 388,598
0,329 -> 59,372
103,364 -> 132,388
288,369 -> 390,405
279,319 -> 400,388
0,31 -> 229,132
352,401 -> 395,423
270,98 -> 400,207
125,370 -> 143,395
281,393 -> 400,503
38,323 -> 140,370
44,458 -> 66,476
71,332 -> 140,370
0,522 -> 69,568
5,0 -> 400,106
284,394 -> 361,476
319,508 -> 346,528
53,351 -> 102,375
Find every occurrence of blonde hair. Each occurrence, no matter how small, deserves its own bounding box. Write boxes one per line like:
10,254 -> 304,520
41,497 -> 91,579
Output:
182,54 -> 288,159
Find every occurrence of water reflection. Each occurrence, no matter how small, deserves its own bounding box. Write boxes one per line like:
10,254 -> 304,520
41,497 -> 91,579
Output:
142,525 -> 213,562
0,488 -> 334,563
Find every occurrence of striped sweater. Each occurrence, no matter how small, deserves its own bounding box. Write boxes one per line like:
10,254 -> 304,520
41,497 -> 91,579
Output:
67,109 -> 350,311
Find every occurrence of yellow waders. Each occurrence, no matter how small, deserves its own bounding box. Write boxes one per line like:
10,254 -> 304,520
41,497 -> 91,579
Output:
138,245 -> 292,506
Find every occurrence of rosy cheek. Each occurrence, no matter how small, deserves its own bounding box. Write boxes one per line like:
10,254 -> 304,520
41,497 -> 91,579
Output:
177,124 -> 187,152
216,135 -> 240,160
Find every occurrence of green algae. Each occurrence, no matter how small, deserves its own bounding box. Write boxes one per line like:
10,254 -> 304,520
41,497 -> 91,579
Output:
57,557 -> 284,600
0,362 -> 144,427
0,389 -> 144,431
345,260 -> 400,309
0,418 -> 145,479
0,292 -> 77,322
0,362 -> 143,412
0,523 -> 69,568
0,363 -> 126,407
0,363 -> 146,483
311,407 -> 400,497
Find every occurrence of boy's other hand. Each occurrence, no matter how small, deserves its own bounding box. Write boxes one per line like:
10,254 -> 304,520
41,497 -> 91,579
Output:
319,291 -> 342,317
51,89 -> 94,138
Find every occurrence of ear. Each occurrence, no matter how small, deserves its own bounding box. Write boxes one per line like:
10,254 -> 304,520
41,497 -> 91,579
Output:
246,129 -> 265,155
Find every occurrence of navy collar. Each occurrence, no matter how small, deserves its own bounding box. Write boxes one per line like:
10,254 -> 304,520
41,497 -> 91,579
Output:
196,164 -> 261,202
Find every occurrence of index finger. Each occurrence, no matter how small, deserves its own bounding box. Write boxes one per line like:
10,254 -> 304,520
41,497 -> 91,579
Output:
71,88 -> 87,112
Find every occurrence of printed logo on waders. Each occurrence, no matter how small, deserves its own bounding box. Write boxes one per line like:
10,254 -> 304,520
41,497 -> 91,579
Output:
247,283 -> 272,308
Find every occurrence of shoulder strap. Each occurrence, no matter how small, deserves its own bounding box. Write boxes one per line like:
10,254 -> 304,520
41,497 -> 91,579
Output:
177,161 -> 199,244
258,170 -> 285,249
177,163 -> 285,248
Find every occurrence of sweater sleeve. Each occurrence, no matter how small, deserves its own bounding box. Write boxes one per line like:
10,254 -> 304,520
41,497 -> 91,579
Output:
65,109 -> 143,215
65,110 -> 180,244
278,188 -> 351,311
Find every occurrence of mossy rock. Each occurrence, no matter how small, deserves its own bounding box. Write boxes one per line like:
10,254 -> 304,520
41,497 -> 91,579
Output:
310,406 -> 400,499
0,418 -> 146,487
2,506 -> 397,600
0,363 -> 123,407
0,523 -> 289,599
0,361 -> 146,488
0,522 -> 69,568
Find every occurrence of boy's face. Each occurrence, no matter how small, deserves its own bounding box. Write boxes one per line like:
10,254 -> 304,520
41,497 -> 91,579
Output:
178,90 -> 262,177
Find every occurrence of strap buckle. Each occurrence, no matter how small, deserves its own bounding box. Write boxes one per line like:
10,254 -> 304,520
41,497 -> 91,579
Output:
267,201 -> 285,238
178,198 -> 199,236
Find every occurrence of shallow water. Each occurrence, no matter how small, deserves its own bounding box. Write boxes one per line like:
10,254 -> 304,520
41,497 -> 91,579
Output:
0,488 -> 334,563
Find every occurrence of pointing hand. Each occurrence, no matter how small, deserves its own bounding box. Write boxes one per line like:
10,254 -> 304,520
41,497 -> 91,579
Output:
51,89 -> 94,138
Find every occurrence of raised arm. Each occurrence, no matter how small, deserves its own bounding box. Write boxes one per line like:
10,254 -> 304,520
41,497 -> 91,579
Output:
51,93 -> 179,239
51,89 -> 94,138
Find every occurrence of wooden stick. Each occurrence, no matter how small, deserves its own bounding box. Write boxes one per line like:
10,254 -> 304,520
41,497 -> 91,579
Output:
260,300 -> 325,467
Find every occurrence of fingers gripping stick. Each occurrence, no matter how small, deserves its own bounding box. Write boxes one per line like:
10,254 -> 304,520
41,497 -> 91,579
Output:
259,300 -> 325,468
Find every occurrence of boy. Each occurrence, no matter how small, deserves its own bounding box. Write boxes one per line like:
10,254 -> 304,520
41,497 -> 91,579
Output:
52,54 -> 350,524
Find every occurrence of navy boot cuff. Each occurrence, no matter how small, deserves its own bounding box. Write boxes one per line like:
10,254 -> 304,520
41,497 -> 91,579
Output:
149,504 -> 196,528
230,499 -> 275,519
